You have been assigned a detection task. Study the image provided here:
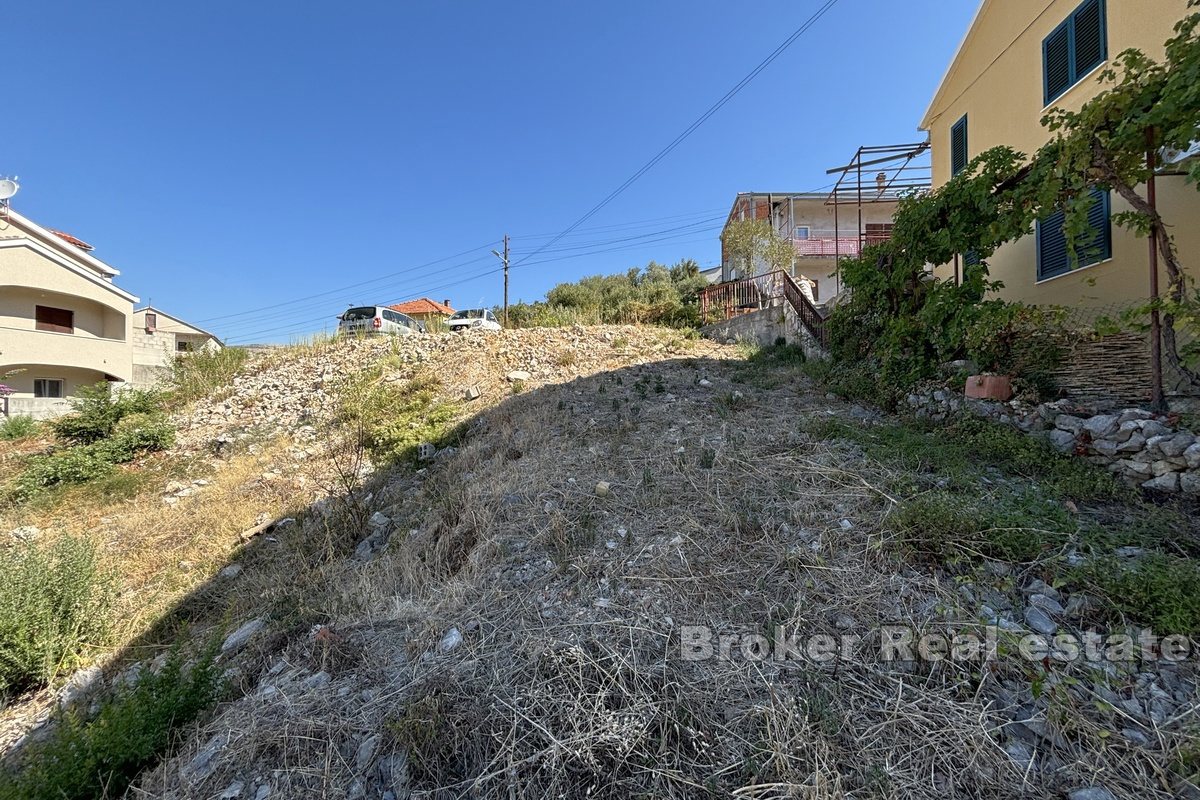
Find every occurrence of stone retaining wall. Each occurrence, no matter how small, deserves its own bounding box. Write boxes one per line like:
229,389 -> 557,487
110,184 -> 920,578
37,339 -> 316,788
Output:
905,389 -> 1200,495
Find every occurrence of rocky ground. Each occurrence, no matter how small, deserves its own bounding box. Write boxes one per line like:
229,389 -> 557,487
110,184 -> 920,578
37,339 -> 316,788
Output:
5,327 -> 1199,799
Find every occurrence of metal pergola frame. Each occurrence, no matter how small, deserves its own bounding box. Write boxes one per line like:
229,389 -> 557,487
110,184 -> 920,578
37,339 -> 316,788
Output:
822,141 -> 932,292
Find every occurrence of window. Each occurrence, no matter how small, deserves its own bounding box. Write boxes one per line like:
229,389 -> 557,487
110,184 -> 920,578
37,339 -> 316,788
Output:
950,114 -> 968,176
1043,0 -> 1107,105
35,305 -> 74,334
864,223 -> 895,247
1036,187 -> 1112,281
177,340 -> 194,353
144,312 -> 157,332
964,250 -> 981,267
34,379 -> 64,399
793,226 -> 810,240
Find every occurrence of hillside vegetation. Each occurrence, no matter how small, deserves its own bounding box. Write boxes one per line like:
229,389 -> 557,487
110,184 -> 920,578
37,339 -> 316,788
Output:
0,327 -> 1196,799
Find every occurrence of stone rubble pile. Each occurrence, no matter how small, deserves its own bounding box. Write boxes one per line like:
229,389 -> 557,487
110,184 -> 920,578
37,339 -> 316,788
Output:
171,325 -> 690,453
906,389 -> 1200,495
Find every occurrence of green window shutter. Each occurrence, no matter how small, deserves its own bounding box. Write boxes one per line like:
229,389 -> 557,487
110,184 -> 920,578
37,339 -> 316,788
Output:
950,115 -> 968,176
1072,0 -> 1107,79
963,250 -> 980,267
1037,187 -> 1110,280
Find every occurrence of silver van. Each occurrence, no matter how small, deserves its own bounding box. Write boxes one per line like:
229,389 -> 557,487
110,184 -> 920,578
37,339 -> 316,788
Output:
338,306 -> 424,336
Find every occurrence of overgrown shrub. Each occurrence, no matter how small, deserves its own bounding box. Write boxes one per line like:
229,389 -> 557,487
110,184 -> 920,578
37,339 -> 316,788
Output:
168,346 -> 249,405
506,260 -> 707,329
340,371 -> 461,465
49,384 -> 162,444
963,303 -> 1068,397
0,415 -> 39,441
0,535 -> 114,697
0,641 -> 224,800
8,414 -> 174,502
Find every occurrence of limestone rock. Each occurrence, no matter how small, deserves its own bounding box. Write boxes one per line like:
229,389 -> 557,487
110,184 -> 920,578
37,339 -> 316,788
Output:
221,618 -> 267,654
1143,472 -> 1180,493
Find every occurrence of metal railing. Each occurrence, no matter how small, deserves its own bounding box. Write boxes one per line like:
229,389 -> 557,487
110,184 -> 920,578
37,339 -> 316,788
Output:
791,230 -> 893,257
698,270 -> 827,347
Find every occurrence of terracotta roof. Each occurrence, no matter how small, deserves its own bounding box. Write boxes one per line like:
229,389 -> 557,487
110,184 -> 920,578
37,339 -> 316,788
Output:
389,298 -> 454,316
48,228 -> 95,252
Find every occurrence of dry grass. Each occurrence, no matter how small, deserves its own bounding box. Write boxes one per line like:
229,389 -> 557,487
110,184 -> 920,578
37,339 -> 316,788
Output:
4,329 -> 1196,799
128,340 -> 1198,799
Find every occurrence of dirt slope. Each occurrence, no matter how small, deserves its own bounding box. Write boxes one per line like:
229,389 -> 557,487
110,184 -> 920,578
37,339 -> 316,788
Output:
5,326 -> 1195,799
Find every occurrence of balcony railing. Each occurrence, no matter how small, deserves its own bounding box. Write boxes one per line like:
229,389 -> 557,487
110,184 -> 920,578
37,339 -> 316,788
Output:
698,270 -> 828,347
790,228 -> 893,257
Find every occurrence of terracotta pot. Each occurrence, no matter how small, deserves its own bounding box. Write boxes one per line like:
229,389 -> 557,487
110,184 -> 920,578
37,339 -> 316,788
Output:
964,374 -> 1013,402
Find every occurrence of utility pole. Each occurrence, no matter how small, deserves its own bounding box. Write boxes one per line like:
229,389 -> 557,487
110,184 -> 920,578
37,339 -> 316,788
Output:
493,235 -> 510,326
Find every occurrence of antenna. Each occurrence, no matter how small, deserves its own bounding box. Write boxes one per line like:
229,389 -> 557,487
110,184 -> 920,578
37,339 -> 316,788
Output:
0,178 -> 19,203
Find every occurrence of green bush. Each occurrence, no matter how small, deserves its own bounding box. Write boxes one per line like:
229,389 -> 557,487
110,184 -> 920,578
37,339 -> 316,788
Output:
0,535 -> 114,697
9,413 -> 174,502
505,259 -> 708,329
0,641 -> 224,800
49,384 -> 163,445
340,372 -> 462,465
0,415 -> 39,441
94,414 -> 176,462
963,303 -> 1068,397
168,346 -> 249,405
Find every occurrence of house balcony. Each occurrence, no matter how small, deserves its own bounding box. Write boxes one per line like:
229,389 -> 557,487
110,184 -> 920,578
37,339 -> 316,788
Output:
0,325 -> 132,381
790,229 -> 893,258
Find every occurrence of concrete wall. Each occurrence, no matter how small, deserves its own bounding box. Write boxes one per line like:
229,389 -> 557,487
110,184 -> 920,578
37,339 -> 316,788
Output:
699,301 -> 827,360
923,0 -> 1197,307
2,365 -> 115,419
130,309 -> 222,388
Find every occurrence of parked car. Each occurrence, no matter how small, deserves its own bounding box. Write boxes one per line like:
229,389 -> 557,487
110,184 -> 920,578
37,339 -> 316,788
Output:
338,305 -> 422,336
447,308 -> 502,332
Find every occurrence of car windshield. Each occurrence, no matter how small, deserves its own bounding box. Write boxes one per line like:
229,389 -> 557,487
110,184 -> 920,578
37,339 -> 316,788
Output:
342,307 -> 377,321
449,309 -> 486,321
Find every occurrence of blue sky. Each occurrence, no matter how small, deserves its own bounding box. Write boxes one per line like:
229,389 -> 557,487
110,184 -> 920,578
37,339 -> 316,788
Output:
5,0 -> 977,343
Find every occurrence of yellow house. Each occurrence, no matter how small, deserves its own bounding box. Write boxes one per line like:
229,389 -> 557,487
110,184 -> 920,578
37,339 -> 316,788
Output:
919,0 -> 1199,308
0,208 -> 138,419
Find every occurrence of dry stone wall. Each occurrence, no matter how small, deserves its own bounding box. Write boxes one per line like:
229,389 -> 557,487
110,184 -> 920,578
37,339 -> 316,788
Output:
906,389 -> 1200,495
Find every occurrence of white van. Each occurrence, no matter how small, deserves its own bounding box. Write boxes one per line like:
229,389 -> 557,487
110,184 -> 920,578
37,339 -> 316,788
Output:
446,308 -> 502,332
338,306 -> 424,336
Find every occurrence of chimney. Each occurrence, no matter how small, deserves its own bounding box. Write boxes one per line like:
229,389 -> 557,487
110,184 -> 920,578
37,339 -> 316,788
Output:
443,299 -> 451,308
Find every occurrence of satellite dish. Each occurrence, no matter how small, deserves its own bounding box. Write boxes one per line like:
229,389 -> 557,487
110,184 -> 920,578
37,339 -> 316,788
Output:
0,179 -> 18,201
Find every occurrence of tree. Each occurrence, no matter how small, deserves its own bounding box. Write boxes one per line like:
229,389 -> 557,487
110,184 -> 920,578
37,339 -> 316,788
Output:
828,6 -> 1200,404
721,220 -> 796,278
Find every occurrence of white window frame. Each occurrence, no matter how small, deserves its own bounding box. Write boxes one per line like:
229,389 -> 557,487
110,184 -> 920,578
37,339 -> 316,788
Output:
34,378 -> 65,399
794,225 -> 811,240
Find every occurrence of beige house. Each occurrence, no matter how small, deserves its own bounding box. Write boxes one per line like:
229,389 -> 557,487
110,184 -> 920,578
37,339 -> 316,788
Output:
920,0 -> 1199,308
719,192 -> 899,304
131,306 -> 223,387
0,209 -> 138,418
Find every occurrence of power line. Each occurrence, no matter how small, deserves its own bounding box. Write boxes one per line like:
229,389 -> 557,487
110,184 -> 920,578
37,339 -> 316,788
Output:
214,216 -> 727,337
510,206 -> 730,238
191,240 -> 501,325
224,265 -> 505,343
211,252 -> 497,335
509,0 -> 842,270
